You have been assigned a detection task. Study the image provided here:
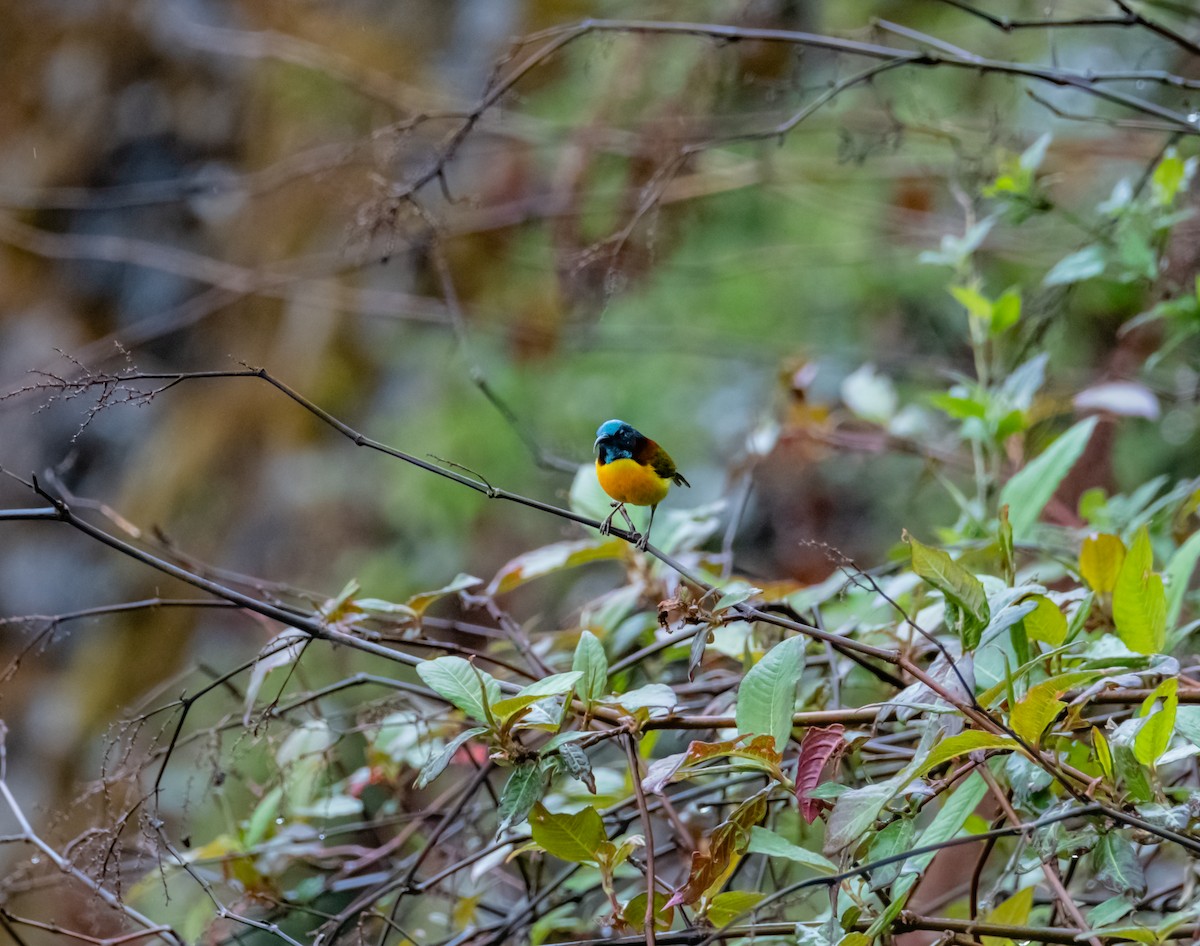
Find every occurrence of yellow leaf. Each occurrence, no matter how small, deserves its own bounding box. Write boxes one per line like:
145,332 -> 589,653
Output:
917,731 -> 1019,777
704,889 -> 766,927
1080,533 -> 1125,594
1134,678 -> 1179,765
1112,528 -> 1166,654
1093,727 -> 1114,781
1023,595 -> 1067,646
983,886 -> 1034,946
1010,672 -> 1101,745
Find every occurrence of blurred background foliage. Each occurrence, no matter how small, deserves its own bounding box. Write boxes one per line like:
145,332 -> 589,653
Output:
1,0 -> 1199,939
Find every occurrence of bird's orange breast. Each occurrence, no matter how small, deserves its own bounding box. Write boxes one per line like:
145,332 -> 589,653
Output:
595,457 -> 671,507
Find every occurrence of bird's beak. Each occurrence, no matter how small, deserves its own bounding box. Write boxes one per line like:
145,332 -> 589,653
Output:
593,437 -> 602,455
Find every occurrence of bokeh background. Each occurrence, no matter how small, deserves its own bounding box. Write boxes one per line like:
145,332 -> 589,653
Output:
1,0 -> 1198,936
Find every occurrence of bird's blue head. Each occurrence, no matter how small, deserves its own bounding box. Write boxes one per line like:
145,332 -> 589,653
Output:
594,419 -> 642,463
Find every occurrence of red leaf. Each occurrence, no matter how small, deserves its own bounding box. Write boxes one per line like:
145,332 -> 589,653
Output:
795,725 -> 845,823
665,794 -> 766,907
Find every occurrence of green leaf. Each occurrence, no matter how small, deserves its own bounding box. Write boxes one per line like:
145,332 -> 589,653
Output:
1081,533 -> 1126,594
916,731 -> 1019,777
1000,417 -> 1099,540
949,284 -> 993,320
606,684 -> 677,716
866,875 -> 916,939
621,892 -> 673,933
1112,527 -> 1167,654
556,741 -> 596,793
1151,150 -> 1186,206
929,392 -> 987,420
1114,743 -> 1153,803
746,826 -> 837,874
1134,678 -> 1178,765
1010,671 -> 1101,745
998,505 -> 1015,585
243,785 -> 283,847
906,534 -> 989,649
1086,896 -> 1134,928
497,763 -> 548,833
491,672 -> 582,722
571,630 -> 608,702
1023,595 -> 1067,646
1176,705 -> 1200,746
529,803 -> 605,863
903,771 -> 989,875
714,584 -> 762,611
415,727 -> 488,789
417,656 -> 502,724
825,779 -> 897,853
865,817 -> 914,891
1044,244 -> 1106,286
705,890 -> 766,927
1092,831 -> 1147,897
735,636 -> 806,751
1116,227 -> 1157,281
990,287 -> 1022,334
1165,530 -> 1200,630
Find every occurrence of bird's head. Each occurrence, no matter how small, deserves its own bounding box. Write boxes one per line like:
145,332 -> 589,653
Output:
594,419 -> 641,462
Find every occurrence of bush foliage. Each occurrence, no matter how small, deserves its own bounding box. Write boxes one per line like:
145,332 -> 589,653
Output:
2,6 -> 1200,946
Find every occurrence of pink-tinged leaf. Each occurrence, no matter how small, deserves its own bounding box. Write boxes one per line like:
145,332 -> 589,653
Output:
486,540 -> 625,596
795,725 -> 845,823
641,751 -> 689,795
1073,381 -> 1160,420
642,736 -> 783,795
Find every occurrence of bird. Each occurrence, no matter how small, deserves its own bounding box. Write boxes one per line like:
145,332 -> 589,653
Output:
593,419 -> 690,551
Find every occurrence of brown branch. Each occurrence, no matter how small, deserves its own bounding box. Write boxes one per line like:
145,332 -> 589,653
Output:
625,734 -> 658,946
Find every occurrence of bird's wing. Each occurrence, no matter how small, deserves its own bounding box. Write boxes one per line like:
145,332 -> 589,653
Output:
641,439 -> 685,485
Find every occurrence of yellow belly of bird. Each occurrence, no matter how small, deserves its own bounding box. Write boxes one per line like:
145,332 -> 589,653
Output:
596,458 -> 670,507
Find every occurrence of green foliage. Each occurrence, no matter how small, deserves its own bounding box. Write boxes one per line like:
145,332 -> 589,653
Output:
734,635 -> 806,751
9,11 -> 1200,946
529,803 -> 607,863
999,417 -> 1099,541
907,533 -> 989,649
571,630 -> 609,702
746,826 -> 838,873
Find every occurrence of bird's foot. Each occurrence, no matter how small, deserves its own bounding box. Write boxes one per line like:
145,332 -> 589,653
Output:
599,503 -> 621,537
635,531 -> 650,551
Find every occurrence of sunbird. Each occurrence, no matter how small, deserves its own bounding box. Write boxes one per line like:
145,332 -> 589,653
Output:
593,419 -> 690,551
